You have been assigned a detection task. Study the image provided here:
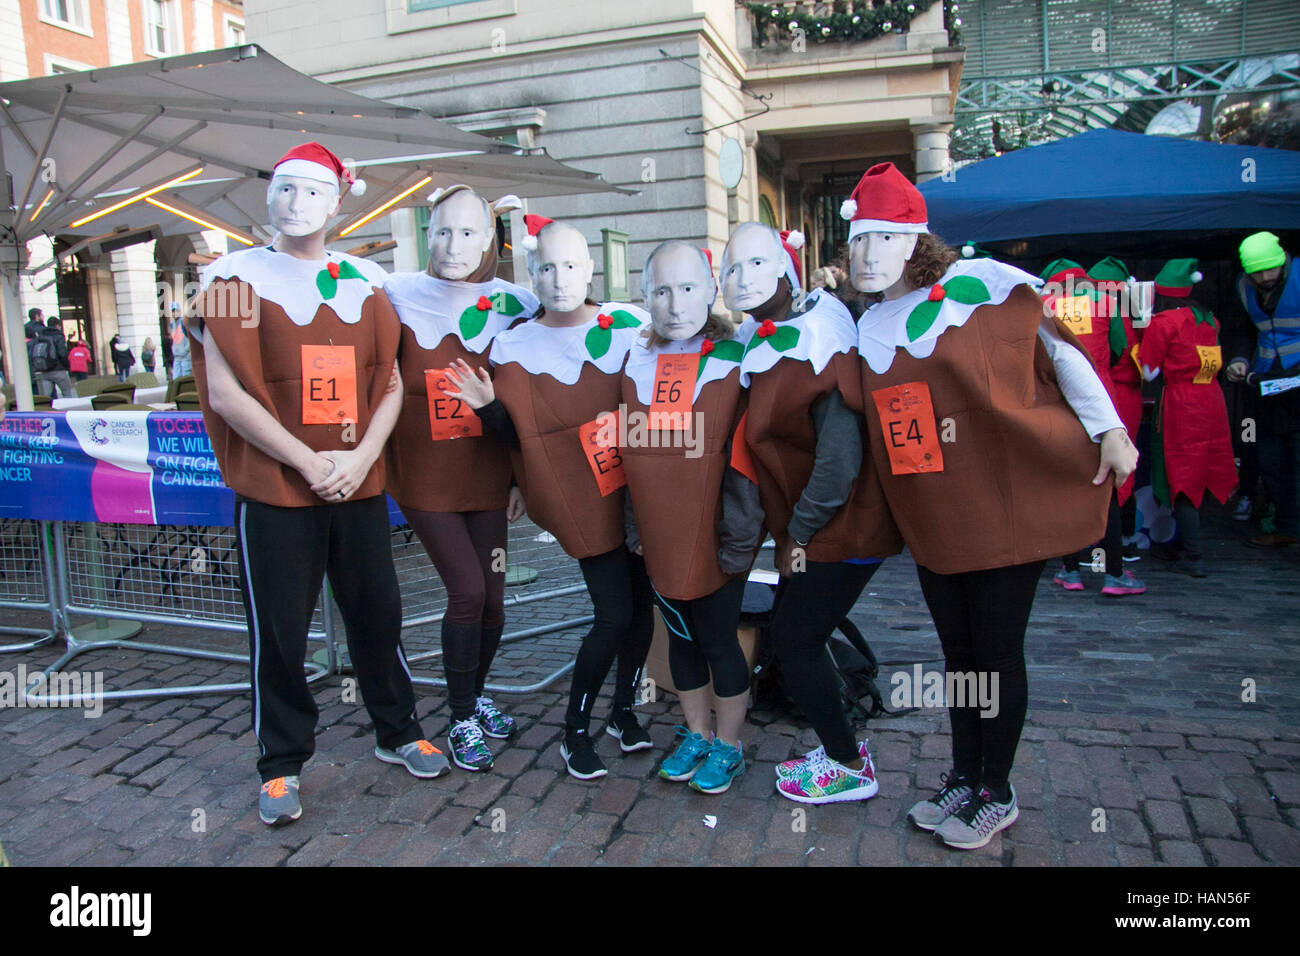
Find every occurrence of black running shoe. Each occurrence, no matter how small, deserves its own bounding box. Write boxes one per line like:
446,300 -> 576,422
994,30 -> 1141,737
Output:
606,709 -> 653,753
560,730 -> 607,780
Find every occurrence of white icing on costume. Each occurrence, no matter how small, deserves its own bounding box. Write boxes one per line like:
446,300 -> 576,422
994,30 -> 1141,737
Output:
383,272 -> 540,353
199,246 -> 388,326
488,302 -> 649,384
856,258 -> 1041,374
625,323 -> 757,405
737,289 -> 856,385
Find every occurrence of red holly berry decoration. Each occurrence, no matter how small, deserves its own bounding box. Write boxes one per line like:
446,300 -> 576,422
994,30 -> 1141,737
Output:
476,296 -> 492,311
928,283 -> 946,302
597,313 -> 614,330
700,339 -> 715,355
757,319 -> 777,338
327,261 -> 340,280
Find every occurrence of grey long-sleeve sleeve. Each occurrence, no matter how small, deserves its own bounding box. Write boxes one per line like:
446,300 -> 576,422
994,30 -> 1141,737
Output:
786,388 -> 862,545
717,446 -> 764,573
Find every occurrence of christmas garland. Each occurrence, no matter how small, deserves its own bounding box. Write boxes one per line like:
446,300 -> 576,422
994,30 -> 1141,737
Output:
745,1 -> 960,48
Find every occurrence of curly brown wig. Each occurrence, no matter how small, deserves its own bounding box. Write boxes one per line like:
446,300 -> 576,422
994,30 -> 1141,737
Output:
643,312 -> 737,349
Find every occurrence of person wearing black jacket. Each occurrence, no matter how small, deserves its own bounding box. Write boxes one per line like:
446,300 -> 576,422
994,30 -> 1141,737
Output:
33,316 -> 73,398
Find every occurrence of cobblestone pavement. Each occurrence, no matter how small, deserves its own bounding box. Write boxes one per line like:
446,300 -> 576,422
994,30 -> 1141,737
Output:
1,504 -> 1298,867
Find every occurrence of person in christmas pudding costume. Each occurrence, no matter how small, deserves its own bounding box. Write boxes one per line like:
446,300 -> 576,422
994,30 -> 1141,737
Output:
620,241 -> 763,794
1139,258 -> 1238,577
844,162 -> 1136,848
383,186 -> 540,772
1039,257 -> 1146,596
190,142 -> 448,827
445,216 -> 655,780
720,221 -> 902,806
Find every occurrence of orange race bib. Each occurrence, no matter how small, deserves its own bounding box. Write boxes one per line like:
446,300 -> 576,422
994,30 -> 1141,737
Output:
301,345 -> 358,425
1193,345 -> 1222,384
578,411 -> 627,497
648,353 -> 696,430
1054,294 -> 1093,338
872,381 -> 944,476
1130,342 -> 1142,373
425,369 -> 483,441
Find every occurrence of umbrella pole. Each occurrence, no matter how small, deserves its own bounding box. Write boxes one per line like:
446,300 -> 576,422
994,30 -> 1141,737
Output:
1,260 -> 37,412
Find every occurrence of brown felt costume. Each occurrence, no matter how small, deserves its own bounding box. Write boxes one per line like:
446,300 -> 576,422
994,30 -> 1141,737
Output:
192,279 -> 399,508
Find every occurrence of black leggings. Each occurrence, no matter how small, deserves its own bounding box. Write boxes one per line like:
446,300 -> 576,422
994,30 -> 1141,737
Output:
565,546 -> 655,733
1173,494 -> 1203,560
915,559 -> 1044,791
653,577 -> 749,698
404,507 -> 507,722
1064,494 -> 1123,576
770,560 -> 881,764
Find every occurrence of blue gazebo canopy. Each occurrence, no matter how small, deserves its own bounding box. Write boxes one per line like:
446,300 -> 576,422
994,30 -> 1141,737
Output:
920,129 -> 1300,243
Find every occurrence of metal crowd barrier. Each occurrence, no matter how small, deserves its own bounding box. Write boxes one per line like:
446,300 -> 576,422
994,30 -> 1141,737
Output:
0,519 -> 58,654
16,512 -> 592,707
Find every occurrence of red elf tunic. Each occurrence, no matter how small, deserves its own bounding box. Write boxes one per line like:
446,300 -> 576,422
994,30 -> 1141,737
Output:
1139,305 -> 1238,508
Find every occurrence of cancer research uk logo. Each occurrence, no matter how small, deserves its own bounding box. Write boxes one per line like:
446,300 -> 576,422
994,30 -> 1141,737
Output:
88,417 -> 110,446
87,416 -> 147,446
50,886 -> 152,936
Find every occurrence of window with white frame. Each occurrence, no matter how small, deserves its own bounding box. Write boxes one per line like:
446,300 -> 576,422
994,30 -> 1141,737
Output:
143,0 -> 178,57
39,0 -> 92,35
224,16 -> 245,46
44,54 -> 94,75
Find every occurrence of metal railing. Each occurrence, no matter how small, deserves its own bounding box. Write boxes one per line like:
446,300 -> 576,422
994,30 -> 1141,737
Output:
0,519 -> 57,654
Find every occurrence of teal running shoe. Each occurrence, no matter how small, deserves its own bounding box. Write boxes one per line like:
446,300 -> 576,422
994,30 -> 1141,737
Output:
690,739 -> 746,794
658,726 -> 711,782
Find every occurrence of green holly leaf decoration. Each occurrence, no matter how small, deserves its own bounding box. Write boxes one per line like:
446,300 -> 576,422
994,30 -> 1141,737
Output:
489,291 -> 525,317
941,275 -> 990,306
608,309 -> 641,330
336,260 -> 365,282
697,338 -> 746,375
459,303 -> 490,341
906,300 -> 942,341
769,325 -> 800,351
585,324 -> 612,359
316,270 -> 337,300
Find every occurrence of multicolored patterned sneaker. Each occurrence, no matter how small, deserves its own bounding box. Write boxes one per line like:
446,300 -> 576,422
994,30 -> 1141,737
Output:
475,696 -> 516,739
776,740 -> 870,779
448,719 -> 494,772
934,785 -> 1019,849
1052,569 -> 1084,591
689,739 -> 746,794
907,771 -> 975,831
658,726 -> 711,782
775,750 -> 879,805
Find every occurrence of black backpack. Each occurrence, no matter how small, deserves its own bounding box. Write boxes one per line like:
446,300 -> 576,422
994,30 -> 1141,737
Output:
28,334 -> 56,373
746,581 -> 891,722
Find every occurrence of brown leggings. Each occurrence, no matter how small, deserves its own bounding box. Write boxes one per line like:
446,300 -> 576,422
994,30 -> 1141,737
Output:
404,507 -> 507,721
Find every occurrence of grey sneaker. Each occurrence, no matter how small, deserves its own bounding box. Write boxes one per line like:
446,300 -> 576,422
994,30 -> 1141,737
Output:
375,739 -> 450,779
934,785 -> 1019,850
907,772 -> 975,831
258,775 -> 301,826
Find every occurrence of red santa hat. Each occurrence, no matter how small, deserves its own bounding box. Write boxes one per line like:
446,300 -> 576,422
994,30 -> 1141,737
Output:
779,229 -> 805,290
272,141 -> 365,197
839,162 -> 927,240
521,213 -> 554,251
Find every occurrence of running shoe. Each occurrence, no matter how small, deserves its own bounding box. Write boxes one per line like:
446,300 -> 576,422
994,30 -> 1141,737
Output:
934,785 -> 1019,849
560,730 -> 607,780
1233,496 -> 1252,521
475,696 -> 516,739
448,718 -> 494,771
776,740 -> 870,779
258,775 -> 301,826
690,739 -> 746,794
775,750 -> 879,805
658,726 -> 711,782
1101,570 -> 1146,596
606,708 -> 653,753
1052,569 -> 1084,591
375,739 -> 451,778
907,771 -> 975,831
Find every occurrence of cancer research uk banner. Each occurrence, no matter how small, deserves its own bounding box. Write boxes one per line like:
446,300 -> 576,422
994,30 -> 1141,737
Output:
0,411 -> 233,526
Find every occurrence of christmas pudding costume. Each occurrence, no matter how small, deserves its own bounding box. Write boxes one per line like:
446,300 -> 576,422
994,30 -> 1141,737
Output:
845,163 -> 1124,834
1140,259 -> 1238,569
191,142 -> 428,787
383,185 -> 540,749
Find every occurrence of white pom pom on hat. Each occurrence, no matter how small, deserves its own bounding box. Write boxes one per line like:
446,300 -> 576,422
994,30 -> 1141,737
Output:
1191,270 -> 1203,283
839,198 -> 858,221
785,229 -> 805,250
962,244 -> 975,258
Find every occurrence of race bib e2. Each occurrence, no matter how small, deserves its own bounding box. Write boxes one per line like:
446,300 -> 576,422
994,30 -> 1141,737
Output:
871,381 -> 944,476
425,368 -> 483,441
301,345 -> 358,425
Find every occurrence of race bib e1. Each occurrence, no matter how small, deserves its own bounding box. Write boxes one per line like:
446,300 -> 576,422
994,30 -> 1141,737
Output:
1193,345 -> 1222,385
425,369 -> 483,441
301,345 -> 358,425
871,381 -> 944,476
578,411 -> 627,497
1054,295 -> 1093,338
648,353 -> 696,430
